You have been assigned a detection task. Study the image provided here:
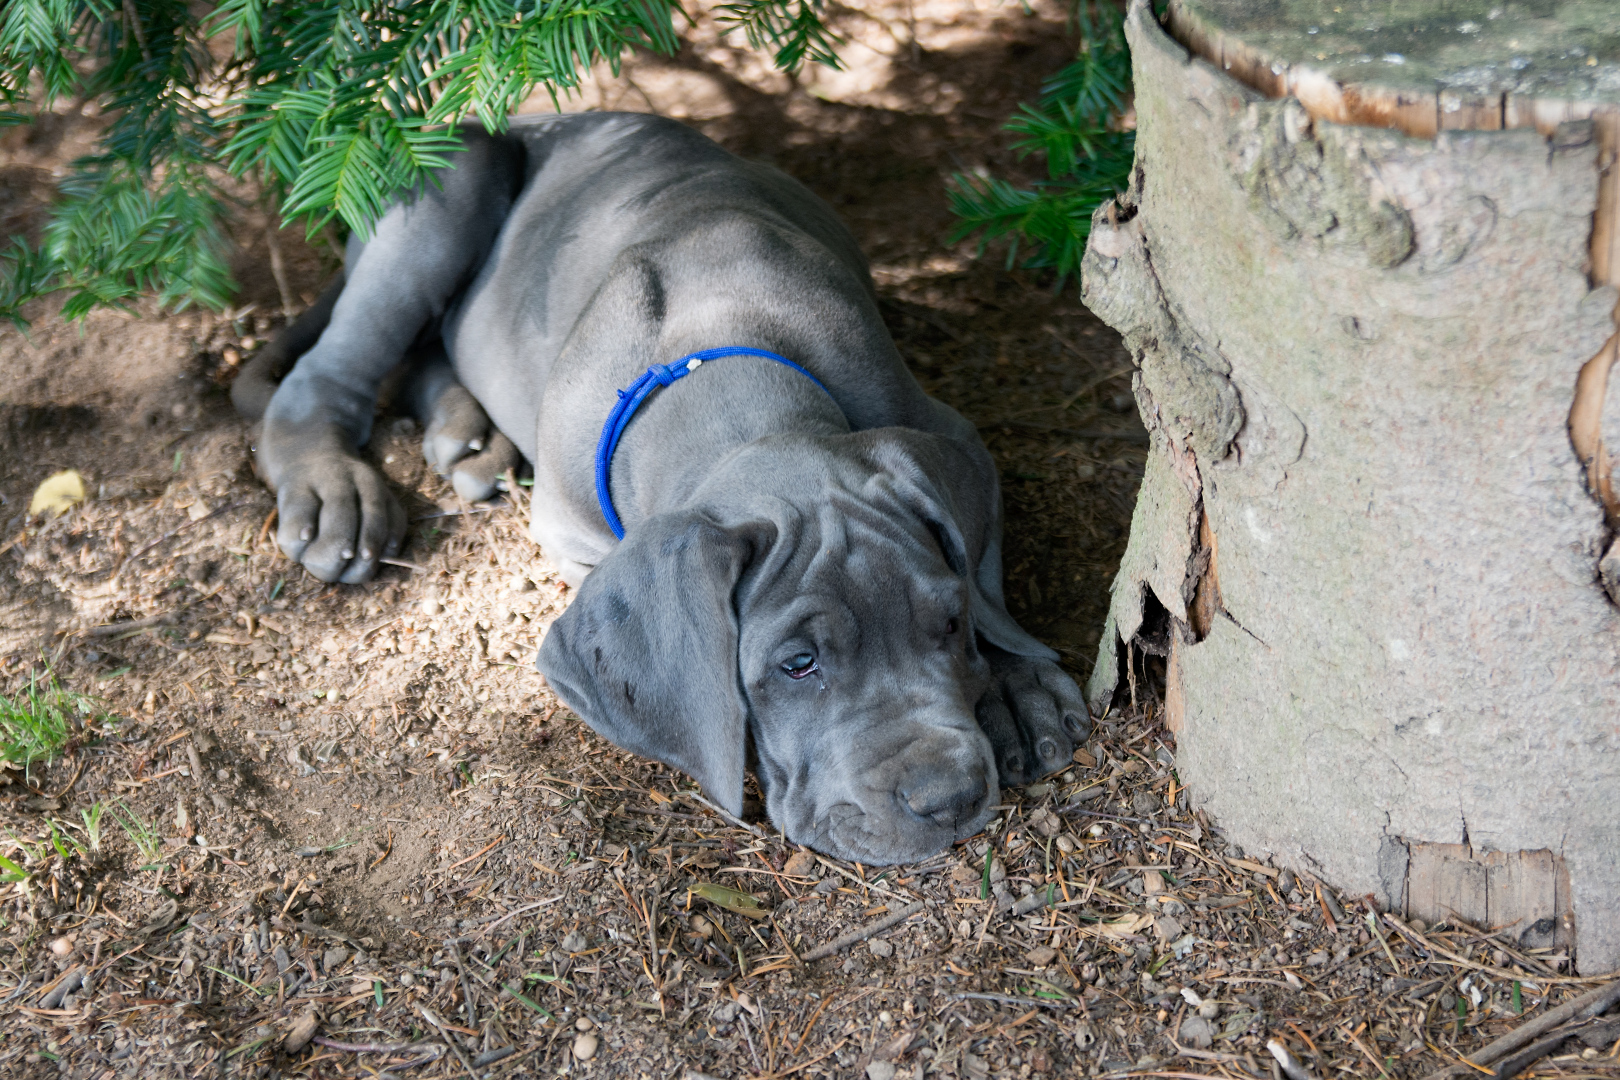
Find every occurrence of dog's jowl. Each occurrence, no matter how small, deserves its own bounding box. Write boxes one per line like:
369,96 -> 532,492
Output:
236,112 -> 1090,864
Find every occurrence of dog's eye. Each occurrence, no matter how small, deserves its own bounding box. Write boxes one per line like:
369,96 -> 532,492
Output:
782,653 -> 817,679
945,618 -> 958,635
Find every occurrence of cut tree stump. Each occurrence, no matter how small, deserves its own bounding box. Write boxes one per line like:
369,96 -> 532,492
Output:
1083,0 -> 1619,971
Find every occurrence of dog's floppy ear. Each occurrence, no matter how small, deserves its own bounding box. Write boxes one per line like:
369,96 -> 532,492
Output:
536,511 -> 769,816
868,431 -> 1058,661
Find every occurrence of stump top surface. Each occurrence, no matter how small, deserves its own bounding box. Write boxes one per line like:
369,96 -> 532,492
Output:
1172,0 -> 1620,105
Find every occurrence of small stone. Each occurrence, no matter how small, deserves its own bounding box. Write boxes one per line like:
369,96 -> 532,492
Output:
322,947 -> 349,973
1277,869 -> 1297,893
714,1002 -> 739,1023
572,1032 -> 598,1061
1154,915 -> 1185,942
1132,791 -> 1162,816
868,937 -> 893,958
1025,945 -> 1057,966
420,596 -> 442,617
1197,1001 -> 1220,1019
1143,871 -> 1165,895
48,935 -> 76,958
1305,951 -> 1328,966
1031,809 -> 1060,837
559,930 -> 588,954
866,1062 -> 897,1080
575,1016 -> 593,1032
1178,1016 -> 1215,1049
283,1010 -> 319,1054
783,849 -> 816,877
1056,834 -> 1076,853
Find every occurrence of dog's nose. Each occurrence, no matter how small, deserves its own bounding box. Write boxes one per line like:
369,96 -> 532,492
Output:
900,770 -> 988,826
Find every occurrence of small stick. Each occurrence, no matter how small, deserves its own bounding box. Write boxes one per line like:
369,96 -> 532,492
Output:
265,224 -> 294,318
312,1037 -> 428,1054
47,756 -> 88,800
85,611 -> 178,637
1415,976 -> 1620,1080
412,507 -> 496,521
444,835 -> 504,872
1265,1039 -> 1315,1080
449,940 -> 477,1028
257,508 -> 278,549
1383,913 -> 1598,985
417,1005 -> 480,1080
953,992 -> 1076,1010
379,557 -> 429,572
368,828 -> 393,871
681,791 -> 766,838
801,901 -> 923,961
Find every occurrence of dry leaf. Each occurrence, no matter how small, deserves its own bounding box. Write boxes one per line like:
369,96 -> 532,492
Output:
29,470 -> 85,517
783,850 -> 816,877
688,882 -> 770,920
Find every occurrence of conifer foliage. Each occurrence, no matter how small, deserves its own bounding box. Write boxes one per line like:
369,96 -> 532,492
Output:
947,2 -> 1133,288
0,0 -> 837,325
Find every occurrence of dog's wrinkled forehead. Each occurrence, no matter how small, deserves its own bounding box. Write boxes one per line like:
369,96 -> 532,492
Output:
742,481 -> 965,638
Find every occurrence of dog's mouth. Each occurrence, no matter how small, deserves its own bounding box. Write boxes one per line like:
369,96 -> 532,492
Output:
797,762 -> 997,866
814,789 -> 995,865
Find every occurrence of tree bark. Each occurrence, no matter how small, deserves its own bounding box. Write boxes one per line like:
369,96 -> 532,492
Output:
1083,0 -> 1620,972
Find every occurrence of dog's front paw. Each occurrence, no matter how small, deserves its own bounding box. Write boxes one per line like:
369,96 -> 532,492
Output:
264,424 -> 406,584
975,648 -> 1091,786
421,384 -> 522,502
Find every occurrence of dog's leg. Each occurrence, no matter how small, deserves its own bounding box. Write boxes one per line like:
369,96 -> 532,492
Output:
230,275 -> 346,421
257,129 -> 523,583
398,348 -> 523,502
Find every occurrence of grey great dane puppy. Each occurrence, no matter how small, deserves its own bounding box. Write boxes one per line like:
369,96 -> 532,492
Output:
236,112 -> 1089,864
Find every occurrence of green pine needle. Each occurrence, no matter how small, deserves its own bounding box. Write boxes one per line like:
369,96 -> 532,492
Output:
0,0 -> 839,324
947,1 -> 1134,290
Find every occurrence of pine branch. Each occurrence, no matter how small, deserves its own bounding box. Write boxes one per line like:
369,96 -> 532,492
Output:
0,0 -> 829,325
947,0 -> 1134,289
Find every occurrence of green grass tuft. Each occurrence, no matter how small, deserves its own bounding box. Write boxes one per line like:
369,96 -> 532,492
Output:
0,669 -> 112,780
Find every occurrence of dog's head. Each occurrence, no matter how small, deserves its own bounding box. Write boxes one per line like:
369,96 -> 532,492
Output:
536,429 -> 1053,863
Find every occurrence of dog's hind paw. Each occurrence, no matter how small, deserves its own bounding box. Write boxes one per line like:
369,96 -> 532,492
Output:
420,384 -> 522,501
975,648 -> 1091,786
449,430 -> 522,502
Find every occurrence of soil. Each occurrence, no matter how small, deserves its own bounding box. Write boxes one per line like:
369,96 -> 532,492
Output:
1,2 -> 1614,1079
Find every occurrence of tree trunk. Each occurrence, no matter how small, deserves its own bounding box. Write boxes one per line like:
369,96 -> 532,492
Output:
1083,0 -> 1620,972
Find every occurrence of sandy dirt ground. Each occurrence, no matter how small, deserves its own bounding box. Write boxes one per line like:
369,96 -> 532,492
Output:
1,2 -> 1610,1079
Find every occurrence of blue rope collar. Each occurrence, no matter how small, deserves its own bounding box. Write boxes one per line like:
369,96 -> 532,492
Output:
595,346 -> 836,540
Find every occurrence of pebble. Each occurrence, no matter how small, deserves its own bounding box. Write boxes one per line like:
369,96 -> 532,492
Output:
48,935 -> 75,958
868,938 -> 893,958
283,1010 -> 319,1054
560,930 -> 588,954
866,1063 -> 897,1080
572,1032 -> 598,1061
1178,1016 -> 1215,1049
420,596 -> 442,616
576,1017 -> 593,1032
